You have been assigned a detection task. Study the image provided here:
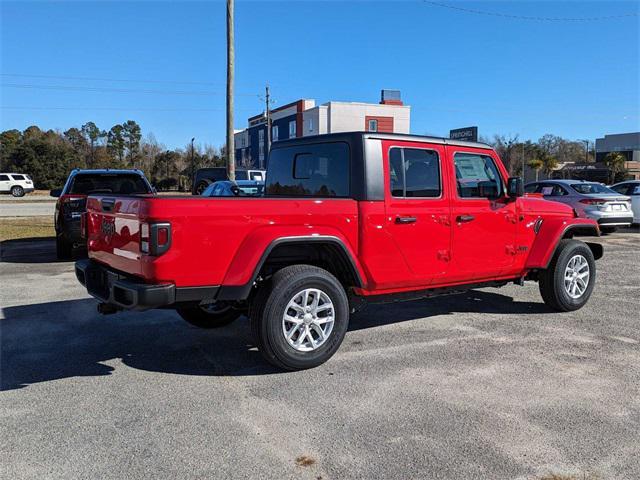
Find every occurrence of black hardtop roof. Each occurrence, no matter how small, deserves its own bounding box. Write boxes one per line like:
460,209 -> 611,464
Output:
271,131 -> 492,150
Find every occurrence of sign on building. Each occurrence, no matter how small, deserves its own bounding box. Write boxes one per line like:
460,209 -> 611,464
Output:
449,126 -> 478,142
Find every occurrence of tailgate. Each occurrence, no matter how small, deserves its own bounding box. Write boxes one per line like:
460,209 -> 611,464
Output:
86,195 -> 147,276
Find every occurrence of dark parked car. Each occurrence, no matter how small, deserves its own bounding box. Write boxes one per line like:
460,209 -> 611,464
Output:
192,167 -> 265,195
201,180 -> 264,197
51,169 -> 154,259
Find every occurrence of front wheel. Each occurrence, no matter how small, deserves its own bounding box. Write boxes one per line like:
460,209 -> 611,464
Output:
249,265 -> 350,370
11,186 -> 24,197
539,239 -> 596,312
177,303 -> 242,328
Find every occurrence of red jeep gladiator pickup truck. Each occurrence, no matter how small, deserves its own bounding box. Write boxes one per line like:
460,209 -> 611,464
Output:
75,132 -> 602,370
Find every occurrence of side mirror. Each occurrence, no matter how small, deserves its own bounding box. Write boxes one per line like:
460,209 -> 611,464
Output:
507,177 -> 524,198
50,188 -> 62,198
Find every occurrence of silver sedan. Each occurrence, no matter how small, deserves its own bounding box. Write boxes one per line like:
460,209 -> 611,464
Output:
525,179 -> 633,232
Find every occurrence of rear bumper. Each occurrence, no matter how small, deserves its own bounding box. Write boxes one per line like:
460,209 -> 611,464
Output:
597,216 -> 633,226
75,259 -> 219,311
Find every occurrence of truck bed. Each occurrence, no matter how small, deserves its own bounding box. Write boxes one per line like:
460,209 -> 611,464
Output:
86,195 -> 359,288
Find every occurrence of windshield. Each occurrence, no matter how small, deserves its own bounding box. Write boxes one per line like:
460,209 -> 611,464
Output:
69,174 -> 151,195
570,183 -> 617,195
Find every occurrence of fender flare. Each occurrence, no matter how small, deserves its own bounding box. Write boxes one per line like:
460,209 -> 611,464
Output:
217,235 -> 365,301
527,220 -> 601,270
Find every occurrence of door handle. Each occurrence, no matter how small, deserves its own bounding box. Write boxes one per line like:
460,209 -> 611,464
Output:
456,214 -> 475,223
395,216 -> 417,224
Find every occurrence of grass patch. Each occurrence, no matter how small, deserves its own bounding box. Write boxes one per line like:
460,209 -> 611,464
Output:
0,217 -> 54,241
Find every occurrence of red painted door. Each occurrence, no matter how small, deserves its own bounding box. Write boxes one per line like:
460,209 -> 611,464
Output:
446,146 -> 517,282
382,140 -> 452,287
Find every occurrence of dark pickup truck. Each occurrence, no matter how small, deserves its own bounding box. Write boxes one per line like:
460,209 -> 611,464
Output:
76,132 -> 602,370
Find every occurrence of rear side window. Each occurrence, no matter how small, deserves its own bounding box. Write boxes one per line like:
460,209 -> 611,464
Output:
540,184 -> 568,196
454,153 -> 503,199
68,174 -> 150,195
388,147 -> 441,198
11,174 -> 25,180
266,142 -> 349,197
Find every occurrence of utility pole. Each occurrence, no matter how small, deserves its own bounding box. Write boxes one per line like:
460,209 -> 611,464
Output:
190,137 -> 195,188
265,84 -> 271,170
226,0 -> 235,181
521,142 -> 525,182
583,140 -> 589,163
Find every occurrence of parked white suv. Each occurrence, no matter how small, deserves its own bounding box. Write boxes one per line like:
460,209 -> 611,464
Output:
0,173 -> 35,197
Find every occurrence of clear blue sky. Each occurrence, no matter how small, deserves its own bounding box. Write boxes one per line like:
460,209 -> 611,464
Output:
1,1 -> 638,149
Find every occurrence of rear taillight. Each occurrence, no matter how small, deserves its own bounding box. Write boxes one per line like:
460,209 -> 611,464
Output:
139,222 -> 171,256
80,213 -> 87,239
579,198 -> 607,206
61,195 -> 87,213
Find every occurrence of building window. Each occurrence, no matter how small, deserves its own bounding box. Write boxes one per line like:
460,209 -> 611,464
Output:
258,129 -> 264,142
308,118 -> 313,132
272,125 -> 279,141
368,119 -> 378,132
259,145 -> 264,163
289,120 -> 296,138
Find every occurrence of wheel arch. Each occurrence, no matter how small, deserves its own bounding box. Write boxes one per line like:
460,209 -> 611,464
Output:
217,235 -> 366,301
526,219 -> 602,270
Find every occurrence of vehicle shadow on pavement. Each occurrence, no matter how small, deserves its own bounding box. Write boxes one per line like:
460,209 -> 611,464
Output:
0,238 -> 83,264
1,291 -> 547,390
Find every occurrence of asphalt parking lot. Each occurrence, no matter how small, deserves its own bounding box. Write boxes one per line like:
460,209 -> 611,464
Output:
1,230 -> 639,480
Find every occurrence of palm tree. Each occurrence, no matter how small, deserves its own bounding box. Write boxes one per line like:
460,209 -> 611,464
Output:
528,158 -> 544,181
603,152 -> 626,184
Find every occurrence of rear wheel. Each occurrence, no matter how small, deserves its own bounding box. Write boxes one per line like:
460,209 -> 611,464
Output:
539,239 -> 595,312
194,180 -> 212,195
11,185 -> 24,197
177,303 -> 242,328
250,265 -> 349,370
56,235 -> 73,260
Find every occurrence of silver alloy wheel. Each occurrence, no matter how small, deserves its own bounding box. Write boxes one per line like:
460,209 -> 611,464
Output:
564,254 -> 590,299
282,288 -> 335,352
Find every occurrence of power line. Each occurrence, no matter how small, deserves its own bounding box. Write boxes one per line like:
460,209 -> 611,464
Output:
1,82 -> 260,97
0,72 -> 221,86
0,105 -> 259,112
423,1 -> 638,21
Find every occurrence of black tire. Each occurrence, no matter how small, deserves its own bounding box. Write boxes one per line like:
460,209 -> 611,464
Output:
600,226 -> 617,234
56,235 -> 73,260
539,239 -> 596,312
194,180 -> 212,195
249,265 -> 349,371
11,185 -> 24,197
177,303 -> 242,328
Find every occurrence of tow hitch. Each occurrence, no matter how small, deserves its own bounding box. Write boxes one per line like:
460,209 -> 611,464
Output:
97,303 -> 120,315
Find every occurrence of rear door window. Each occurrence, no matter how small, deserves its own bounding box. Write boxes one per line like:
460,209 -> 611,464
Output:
68,174 -> 151,195
388,147 -> 441,198
454,153 -> 503,199
266,142 -> 349,197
